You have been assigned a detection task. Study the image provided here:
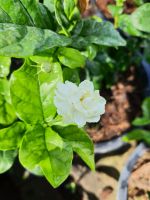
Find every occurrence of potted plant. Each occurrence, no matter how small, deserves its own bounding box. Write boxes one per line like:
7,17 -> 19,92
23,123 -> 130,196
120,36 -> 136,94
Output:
117,96 -> 150,200
0,0 -> 126,188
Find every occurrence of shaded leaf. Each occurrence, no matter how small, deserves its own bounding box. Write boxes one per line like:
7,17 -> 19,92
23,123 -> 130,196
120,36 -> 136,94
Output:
72,19 -> 126,49
132,97 -> 150,126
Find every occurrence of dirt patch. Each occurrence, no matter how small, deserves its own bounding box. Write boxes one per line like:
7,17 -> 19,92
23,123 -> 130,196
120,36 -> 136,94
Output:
96,0 -> 137,19
87,66 -> 143,142
128,151 -> 150,200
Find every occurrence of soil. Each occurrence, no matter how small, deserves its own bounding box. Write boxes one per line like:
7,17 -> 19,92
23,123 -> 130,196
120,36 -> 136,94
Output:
78,0 -> 138,19
87,66 -> 143,142
128,150 -> 150,200
96,0 -> 137,19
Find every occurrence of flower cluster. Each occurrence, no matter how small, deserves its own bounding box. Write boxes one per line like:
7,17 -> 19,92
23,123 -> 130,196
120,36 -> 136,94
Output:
54,80 -> 106,127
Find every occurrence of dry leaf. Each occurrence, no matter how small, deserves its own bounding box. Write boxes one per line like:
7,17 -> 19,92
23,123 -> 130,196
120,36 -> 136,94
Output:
78,0 -> 90,14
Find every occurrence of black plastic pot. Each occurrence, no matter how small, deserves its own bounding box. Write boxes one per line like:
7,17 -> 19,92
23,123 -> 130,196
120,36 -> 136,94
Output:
117,143 -> 149,200
94,59 -> 150,154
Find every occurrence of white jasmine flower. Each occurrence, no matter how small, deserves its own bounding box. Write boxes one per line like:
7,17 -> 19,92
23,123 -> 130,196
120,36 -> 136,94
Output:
54,80 -> 106,127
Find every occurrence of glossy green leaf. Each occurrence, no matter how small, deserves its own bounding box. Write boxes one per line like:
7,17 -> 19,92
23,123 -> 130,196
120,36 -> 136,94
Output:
10,60 -> 63,124
131,3 -> 150,33
0,150 -> 17,174
0,79 -> 16,125
58,47 -> 86,68
19,125 -> 73,188
0,56 -> 11,77
0,122 -> 26,150
72,19 -> 126,49
53,125 -> 95,170
123,129 -> 150,144
0,0 -> 53,29
0,23 -> 71,57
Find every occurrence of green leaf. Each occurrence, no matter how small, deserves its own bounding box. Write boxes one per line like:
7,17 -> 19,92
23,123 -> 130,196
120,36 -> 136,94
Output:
0,0 -> 53,29
142,97 -> 150,119
0,56 -> 11,77
58,47 -> 86,68
123,129 -> 150,145
28,165 -> 43,176
0,150 -> 17,174
131,3 -> 150,33
118,14 -> 146,37
0,23 -> 71,57
0,122 -> 26,150
10,60 -> 63,124
44,0 -> 55,12
0,79 -> 16,125
72,19 -> 126,49
53,125 -> 95,170
132,97 -> 150,126
19,125 -> 73,188
63,0 -> 75,19
54,0 -> 69,35
132,117 -> 150,126
63,67 -> 80,84
63,0 -> 79,21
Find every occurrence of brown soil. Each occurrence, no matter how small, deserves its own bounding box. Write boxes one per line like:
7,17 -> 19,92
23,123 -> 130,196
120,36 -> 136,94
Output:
128,151 -> 150,200
96,0 -> 137,19
87,66 -> 143,142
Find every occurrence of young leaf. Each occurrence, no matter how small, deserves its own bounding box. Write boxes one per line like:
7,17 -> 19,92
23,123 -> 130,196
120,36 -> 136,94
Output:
0,79 -> 16,125
19,125 -> 73,188
53,125 -> 95,170
0,150 -> 17,174
54,0 -> 69,35
63,0 -> 75,18
10,60 -> 63,124
0,56 -> 11,77
123,129 -> 150,145
57,47 -> 86,68
0,122 -> 25,150
63,0 -> 79,21
0,23 -> 71,57
131,3 -> 150,33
